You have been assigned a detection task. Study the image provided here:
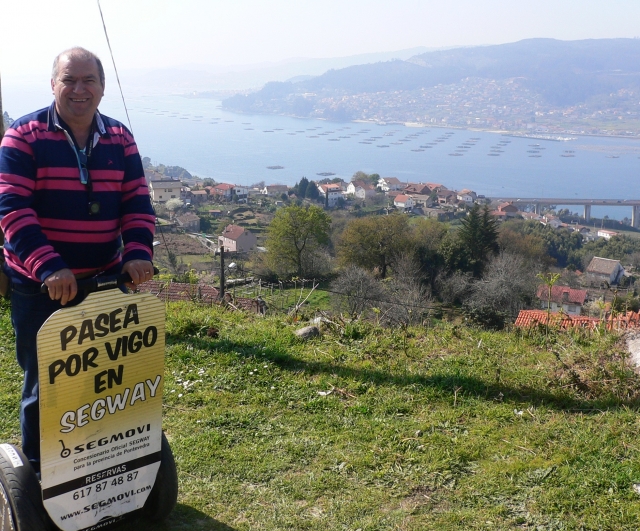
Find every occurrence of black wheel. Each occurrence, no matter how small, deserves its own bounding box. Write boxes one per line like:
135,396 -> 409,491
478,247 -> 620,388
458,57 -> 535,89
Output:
0,444 -> 51,531
142,433 -> 178,522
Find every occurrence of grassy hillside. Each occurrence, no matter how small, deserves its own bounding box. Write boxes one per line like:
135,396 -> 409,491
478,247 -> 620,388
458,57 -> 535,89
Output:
2,299 -> 640,530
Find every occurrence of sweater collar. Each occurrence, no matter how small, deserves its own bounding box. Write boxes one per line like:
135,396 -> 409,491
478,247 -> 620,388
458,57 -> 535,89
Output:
47,101 -> 107,137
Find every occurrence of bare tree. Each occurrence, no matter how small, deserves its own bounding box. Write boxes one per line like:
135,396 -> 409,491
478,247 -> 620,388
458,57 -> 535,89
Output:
436,270 -> 473,305
465,252 -> 538,327
330,265 -> 384,317
380,255 -> 432,327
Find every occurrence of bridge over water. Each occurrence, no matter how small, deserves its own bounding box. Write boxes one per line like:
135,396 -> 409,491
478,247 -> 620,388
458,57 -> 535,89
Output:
488,197 -> 640,228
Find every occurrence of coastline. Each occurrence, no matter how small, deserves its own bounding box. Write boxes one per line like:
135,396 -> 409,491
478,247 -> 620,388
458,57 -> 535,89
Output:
218,106 -> 640,140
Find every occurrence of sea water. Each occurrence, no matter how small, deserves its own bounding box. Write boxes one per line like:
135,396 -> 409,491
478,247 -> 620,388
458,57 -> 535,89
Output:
4,87 -> 640,220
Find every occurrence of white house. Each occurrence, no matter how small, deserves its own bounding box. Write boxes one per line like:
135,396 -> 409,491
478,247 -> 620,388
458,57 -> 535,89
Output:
347,180 -> 376,200
377,177 -> 404,192
394,194 -> 414,210
597,229 -> 619,240
261,184 -> 289,197
233,185 -> 249,200
148,178 -> 183,203
457,189 -> 477,204
317,183 -> 343,207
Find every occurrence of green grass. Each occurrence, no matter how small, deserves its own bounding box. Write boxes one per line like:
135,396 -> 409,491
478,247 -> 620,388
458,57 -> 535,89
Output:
2,299 -> 640,530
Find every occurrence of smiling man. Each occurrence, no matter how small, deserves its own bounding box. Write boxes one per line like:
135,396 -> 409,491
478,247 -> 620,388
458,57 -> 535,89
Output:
0,47 -> 156,473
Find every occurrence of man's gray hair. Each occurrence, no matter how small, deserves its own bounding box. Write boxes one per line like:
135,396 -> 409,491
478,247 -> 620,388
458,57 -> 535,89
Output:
52,47 -> 105,86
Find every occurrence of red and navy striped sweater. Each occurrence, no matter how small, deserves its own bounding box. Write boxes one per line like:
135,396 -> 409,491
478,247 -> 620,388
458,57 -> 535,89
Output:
0,103 -> 155,286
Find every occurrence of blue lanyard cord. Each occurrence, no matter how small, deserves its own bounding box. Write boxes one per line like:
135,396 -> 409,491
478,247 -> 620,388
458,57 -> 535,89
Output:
60,128 -> 92,185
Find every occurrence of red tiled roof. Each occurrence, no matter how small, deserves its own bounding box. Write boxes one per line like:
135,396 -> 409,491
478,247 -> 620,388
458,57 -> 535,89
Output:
515,310 -> 640,330
394,194 -> 410,203
214,183 -> 235,191
220,224 -> 247,241
536,285 -> 587,305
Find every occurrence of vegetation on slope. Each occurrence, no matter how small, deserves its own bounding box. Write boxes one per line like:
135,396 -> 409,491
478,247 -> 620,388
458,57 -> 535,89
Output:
2,297 -> 640,529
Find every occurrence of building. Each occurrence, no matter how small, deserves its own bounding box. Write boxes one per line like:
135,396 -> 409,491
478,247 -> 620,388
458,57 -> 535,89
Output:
317,183 -> 343,207
261,184 -> 289,197
347,180 -> 377,200
496,202 -> 520,217
218,224 -> 258,253
404,183 -> 432,195
597,229 -> 619,240
437,190 -> 456,205
377,176 -> 404,192
148,178 -> 183,203
189,190 -> 209,204
212,183 -> 235,200
233,185 -> 249,200
536,285 -> 587,316
175,213 -> 201,232
457,189 -> 477,204
585,257 -> 625,285
394,194 -> 414,210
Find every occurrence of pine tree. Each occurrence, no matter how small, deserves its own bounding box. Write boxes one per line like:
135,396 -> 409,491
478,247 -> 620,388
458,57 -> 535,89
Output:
298,177 -> 309,199
458,204 -> 499,277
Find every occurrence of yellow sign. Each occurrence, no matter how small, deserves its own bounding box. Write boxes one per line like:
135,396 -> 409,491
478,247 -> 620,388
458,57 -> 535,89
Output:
37,290 -> 165,531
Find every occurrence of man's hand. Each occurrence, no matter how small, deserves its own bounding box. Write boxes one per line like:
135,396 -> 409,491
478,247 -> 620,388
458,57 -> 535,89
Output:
44,268 -> 77,306
122,260 -> 155,288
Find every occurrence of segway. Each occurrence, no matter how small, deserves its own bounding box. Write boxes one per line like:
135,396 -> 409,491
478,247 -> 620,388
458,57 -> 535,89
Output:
0,271 -> 178,531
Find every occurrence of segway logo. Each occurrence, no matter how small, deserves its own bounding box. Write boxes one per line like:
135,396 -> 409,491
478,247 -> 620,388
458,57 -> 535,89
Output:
59,424 -> 152,458
59,375 -> 161,433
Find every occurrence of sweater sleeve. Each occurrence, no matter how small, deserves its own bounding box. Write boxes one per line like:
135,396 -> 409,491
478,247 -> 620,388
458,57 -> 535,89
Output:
119,128 -> 155,264
0,125 -> 67,281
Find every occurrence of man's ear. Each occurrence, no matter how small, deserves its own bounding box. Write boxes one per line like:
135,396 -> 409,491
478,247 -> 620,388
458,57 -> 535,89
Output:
51,78 -> 55,93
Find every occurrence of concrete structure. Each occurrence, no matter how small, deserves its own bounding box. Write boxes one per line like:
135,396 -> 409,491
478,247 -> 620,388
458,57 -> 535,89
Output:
488,197 -> 640,228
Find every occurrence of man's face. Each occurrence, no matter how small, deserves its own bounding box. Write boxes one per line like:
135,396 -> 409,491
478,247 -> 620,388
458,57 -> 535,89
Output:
51,55 -> 104,126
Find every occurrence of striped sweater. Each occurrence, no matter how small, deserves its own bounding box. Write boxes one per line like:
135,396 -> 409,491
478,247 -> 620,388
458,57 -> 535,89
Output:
0,103 -> 155,286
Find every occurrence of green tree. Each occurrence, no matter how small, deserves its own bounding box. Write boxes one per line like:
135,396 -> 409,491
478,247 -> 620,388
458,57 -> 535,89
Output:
337,214 -> 412,278
412,218 -> 448,285
458,204 -> 499,276
265,205 -> 331,277
298,177 -> 309,199
305,181 -> 320,201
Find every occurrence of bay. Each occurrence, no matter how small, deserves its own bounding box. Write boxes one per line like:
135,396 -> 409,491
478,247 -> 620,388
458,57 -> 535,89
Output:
5,87 -> 640,221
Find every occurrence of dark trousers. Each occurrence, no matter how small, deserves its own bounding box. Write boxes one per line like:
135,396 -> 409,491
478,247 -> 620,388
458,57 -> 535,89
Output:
11,285 -> 85,472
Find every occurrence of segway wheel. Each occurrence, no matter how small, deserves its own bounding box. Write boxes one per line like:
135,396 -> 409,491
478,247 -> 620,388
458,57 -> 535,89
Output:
0,444 -> 51,531
142,433 -> 178,522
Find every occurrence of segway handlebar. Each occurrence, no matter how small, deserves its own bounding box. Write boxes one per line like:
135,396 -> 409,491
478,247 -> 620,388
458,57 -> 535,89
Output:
40,267 -> 159,294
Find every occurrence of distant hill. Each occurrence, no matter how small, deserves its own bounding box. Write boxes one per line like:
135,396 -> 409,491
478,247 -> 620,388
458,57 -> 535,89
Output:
120,47 -> 436,93
222,39 -> 640,133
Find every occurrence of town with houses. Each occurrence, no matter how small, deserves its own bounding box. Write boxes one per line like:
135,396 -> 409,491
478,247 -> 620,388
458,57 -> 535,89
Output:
145,166 -> 636,327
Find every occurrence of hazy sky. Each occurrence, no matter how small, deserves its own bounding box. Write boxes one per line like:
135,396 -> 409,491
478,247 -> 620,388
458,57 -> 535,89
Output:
2,0 -> 640,80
